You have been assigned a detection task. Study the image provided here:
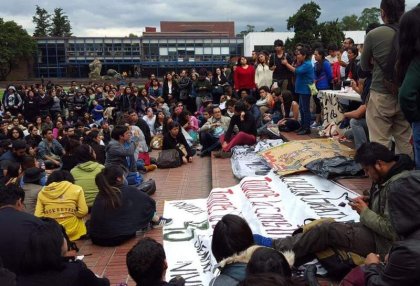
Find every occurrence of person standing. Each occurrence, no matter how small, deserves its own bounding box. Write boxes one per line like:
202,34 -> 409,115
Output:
360,0 -> 412,157
269,40 -> 293,91
397,6 -> 420,169
281,46 -> 314,135
234,56 -> 256,97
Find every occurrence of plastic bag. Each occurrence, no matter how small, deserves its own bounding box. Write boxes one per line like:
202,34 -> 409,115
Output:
305,156 -> 363,179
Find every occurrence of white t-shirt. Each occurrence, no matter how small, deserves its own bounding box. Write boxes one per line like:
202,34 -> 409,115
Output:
340,51 -> 349,78
142,115 -> 156,136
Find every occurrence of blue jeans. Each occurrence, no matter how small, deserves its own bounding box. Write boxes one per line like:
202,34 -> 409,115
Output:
413,122 -> 420,170
350,118 -> 369,150
298,94 -> 311,129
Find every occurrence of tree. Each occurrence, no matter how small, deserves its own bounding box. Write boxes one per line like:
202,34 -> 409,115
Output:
32,5 -> 50,37
0,18 -> 36,80
236,24 -> 255,37
358,7 -> 381,29
49,8 -> 72,37
286,1 -> 321,48
261,27 -> 274,32
316,20 -> 345,48
128,33 -> 139,38
339,15 -> 363,30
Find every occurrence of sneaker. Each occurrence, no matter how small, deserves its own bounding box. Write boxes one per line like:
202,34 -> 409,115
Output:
310,122 -> 320,128
144,164 -> 157,172
152,217 -> 173,228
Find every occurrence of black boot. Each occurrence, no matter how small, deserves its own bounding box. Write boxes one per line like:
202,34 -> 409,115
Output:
304,264 -> 320,286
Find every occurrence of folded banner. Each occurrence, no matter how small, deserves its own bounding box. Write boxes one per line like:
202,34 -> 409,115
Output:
260,138 -> 355,176
230,140 -> 283,179
163,171 -> 359,285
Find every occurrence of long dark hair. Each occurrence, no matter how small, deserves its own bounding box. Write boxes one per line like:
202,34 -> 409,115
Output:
396,6 -> 420,84
95,165 -> 124,209
314,47 -> 326,77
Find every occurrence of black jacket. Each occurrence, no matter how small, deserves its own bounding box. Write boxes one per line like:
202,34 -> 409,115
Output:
0,208 -> 42,274
224,112 -> 257,142
365,167 -> 420,286
17,260 -> 109,286
162,131 -> 194,158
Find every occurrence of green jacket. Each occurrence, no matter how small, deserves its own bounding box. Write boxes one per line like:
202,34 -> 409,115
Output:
360,155 -> 413,256
398,57 -> 420,123
71,161 -> 104,207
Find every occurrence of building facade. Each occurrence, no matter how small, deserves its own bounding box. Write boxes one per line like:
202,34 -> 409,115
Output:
34,21 -> 243,78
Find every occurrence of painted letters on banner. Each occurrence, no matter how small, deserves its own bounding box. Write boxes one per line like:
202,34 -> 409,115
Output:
163,171 -> 359,285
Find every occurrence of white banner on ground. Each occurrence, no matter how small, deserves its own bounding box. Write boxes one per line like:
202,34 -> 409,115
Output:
163,171 -> 360,285
230,140 -> 283,179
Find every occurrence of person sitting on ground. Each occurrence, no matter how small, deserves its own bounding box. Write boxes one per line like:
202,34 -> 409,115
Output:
275,90 -> 300,132
35,170 -> 88,241
70,144 -> 104,207
224,99 -> 237,118
0,184 -> 43,274
238,273 -> 291,286
0,162 -> 21,186
0,139 -> 26,181
179,111 -> 200,145
89,165 -> 172,246
256,86 -> 274,115
126,237 -> 185,286
84,130 -> 106,164
162,121 -> 194,164
198,106 -> 231,157
243,95 -> 262,128
37,128 -> 65,169
362,164 -> 420,285
61,139 -> 81,171
105,125 -> 137,172
216,101 -> 257,158
21,167 -> 45,215
18,218 -> 110,286
253,142 -> 417,278
210,214 -> 255,286
245,247 -> 304,286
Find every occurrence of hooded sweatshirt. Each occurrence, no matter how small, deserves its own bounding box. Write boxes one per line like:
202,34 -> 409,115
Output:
71,161 -> 105,206
35,181 -> 88,241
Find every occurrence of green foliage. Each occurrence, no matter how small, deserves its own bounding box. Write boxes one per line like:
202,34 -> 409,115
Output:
236,24 -> 255,37
286,1 -> 321,48
128,33 -> 139,38
261,27 -> 275,32
339,7 -> 381,31
0,18 -> 36,80
32,5 -> 50,37
339,15 -> 363,30
316,20 -> 345,48
49,8 -> 72,37
359,7 -> 381,29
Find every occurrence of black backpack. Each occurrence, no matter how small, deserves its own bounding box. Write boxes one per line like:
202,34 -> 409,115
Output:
374,24 -> 399,96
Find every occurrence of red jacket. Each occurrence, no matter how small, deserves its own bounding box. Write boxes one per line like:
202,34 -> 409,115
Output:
234,65 -> 256,91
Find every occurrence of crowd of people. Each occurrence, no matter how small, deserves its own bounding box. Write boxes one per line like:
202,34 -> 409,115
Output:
0,0 -> 420,285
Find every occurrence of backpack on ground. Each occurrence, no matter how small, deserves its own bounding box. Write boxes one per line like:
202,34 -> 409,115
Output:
157,149 -> 182,168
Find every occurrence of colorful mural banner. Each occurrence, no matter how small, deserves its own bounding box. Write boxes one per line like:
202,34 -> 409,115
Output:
259,139 -> 355,176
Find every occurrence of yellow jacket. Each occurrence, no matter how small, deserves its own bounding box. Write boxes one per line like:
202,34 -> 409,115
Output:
35,181 -> 88,241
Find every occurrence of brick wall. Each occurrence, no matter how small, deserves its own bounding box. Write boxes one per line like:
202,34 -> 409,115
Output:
160,21 -> 235,37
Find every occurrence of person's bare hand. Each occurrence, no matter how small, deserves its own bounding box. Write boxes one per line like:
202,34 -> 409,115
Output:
349,197 -> 368,214
365,253 -> 381,265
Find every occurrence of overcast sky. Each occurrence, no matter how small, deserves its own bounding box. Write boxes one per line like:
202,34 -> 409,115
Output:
0,0 -> 418,37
